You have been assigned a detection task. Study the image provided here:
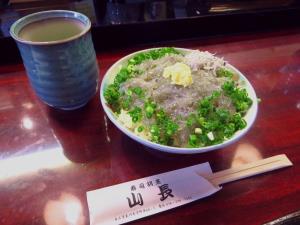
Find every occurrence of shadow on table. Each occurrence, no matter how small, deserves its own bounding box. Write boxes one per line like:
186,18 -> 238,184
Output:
118,134 -> 231,177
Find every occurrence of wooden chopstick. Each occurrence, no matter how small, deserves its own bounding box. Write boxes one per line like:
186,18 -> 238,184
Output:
203,154 -> 293,186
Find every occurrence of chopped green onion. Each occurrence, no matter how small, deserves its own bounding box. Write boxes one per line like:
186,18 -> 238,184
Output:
146,106 -> 154,118
104,83 -> 120,106
129,107 -> 142,123
137,126 -> 144,132
216,68 -> 234,78
186,114 -> 197,127
188,134 -> 198,147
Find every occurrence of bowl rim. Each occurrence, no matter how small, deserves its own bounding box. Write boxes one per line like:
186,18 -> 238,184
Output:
100,47 -> 258,154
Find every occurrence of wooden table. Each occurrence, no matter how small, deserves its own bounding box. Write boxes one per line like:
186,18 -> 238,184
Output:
1,29 -> 300,225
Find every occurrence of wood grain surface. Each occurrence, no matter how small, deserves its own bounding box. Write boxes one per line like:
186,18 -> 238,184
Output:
0,29 -> 300,225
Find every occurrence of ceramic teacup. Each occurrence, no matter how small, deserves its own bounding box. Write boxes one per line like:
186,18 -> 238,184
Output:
10,10 -> 99,110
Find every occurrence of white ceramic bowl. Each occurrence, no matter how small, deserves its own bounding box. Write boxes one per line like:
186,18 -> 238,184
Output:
100,48 -> 258,154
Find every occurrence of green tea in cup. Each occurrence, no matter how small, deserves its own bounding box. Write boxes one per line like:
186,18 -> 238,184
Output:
18,17 -> 85,42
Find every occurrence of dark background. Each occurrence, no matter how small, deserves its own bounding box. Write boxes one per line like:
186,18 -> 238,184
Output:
1,0 -> 300,64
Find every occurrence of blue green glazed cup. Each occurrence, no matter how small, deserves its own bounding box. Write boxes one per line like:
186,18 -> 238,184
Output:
10,10 -> 99,110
